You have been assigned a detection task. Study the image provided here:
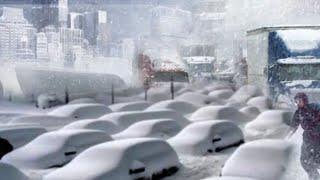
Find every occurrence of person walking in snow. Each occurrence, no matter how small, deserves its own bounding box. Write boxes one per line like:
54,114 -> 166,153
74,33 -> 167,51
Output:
290,92 -> 320,180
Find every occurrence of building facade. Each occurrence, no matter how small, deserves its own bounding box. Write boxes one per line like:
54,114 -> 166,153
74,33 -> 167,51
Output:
0,7 -> 36,60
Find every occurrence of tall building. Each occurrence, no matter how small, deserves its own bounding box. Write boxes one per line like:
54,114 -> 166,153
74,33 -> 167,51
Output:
32,0 -> 68,29
192,0 -> 227,43
59,27 -> 83,63
96,10 -> 108,56
151,6 -> 191,39
68,12 -> 83,29
43,26 -> 63,62
83,10 -> 108,46
36,32 -> 49,60
0,7 -> 36,60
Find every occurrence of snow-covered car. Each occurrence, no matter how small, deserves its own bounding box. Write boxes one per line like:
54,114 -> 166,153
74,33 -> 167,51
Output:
48,103 -> 112,119
202,82 -> 234,92
2,130 -> 111,169
239,106 -> 261,120
112,119 -> 182,140
8,115 -> 75,130
246,96 -> 272,112
202,177 -> 258,180
244,110 -> 293,140
227,85 -> 263,108
190,106 -> 250,123
208,89 -> 234,100
168,120 -> 244,155
0,162 -> 29,180
0,113 -> 25,124
37,93 -> 63,109
62,119 -> 119,134
44,138 -> 180,180
221,139 -> 294,180
68,98 -> 97,105
109,101 -> 151,112
176,92 -> 223,106
145,100 -> 199,115
99,110 -> 190,132
0,126 -> 46,149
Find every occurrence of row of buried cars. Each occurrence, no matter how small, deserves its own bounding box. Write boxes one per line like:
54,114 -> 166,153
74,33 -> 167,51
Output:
0,83 -> 296,180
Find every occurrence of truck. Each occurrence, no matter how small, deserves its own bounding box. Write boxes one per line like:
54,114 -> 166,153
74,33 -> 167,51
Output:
247,26 -> 320,103
137,53 -> 189,85
180,44 -> 216,82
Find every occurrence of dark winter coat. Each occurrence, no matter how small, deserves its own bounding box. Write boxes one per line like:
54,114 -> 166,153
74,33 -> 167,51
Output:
291,103 -> 320,144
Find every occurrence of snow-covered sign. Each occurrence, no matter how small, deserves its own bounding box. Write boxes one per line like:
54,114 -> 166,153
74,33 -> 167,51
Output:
277,29 -> 320,51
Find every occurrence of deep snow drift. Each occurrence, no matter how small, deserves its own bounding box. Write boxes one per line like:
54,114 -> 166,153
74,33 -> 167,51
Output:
0,82 -> 308,180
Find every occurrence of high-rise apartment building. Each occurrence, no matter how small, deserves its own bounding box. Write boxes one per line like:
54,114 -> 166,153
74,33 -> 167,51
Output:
0,7 -> 36,60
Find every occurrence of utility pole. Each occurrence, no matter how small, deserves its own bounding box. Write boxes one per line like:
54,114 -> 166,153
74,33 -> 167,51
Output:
170,75 -> 174,100
65,86 -> 69,104
111,83 -> 115,104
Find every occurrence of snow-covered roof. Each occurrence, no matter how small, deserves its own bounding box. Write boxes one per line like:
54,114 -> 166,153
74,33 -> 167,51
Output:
277,57 -> 320,64
276,29 -> 320,51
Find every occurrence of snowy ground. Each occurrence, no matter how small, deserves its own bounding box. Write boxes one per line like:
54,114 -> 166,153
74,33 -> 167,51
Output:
0,82 -> 311,180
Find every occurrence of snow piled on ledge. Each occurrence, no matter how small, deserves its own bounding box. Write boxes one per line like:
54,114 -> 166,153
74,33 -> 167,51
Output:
277,29 -> 320,51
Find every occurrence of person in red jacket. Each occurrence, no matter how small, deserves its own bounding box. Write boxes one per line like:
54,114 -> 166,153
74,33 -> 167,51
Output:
290,92 -> 320,180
